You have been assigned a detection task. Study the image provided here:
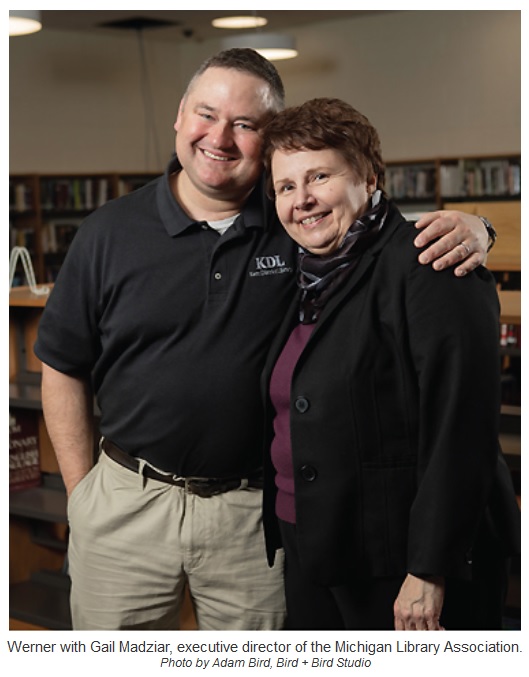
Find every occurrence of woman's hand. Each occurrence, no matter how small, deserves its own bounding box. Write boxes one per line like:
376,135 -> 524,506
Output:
394,574 -> 446,630
414,211 -> 489,277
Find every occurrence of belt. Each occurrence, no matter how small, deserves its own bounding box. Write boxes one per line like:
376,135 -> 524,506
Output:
101,439 -> 263,498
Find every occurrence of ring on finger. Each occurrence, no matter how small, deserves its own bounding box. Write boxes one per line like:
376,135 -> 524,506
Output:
459,242 -> 471,257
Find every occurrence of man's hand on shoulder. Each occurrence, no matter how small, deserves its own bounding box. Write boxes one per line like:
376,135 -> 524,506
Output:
414,210 -> 489,277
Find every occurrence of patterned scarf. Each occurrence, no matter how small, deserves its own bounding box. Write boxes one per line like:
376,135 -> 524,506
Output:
298,190 -> 389,324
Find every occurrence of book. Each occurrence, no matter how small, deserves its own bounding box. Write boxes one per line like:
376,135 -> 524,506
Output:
9,409 -> 41,491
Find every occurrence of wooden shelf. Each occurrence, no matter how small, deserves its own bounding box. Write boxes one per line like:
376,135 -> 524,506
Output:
501,404 -> 521,417
499,433 -> 520,458
9,285 -> 52,307
444,201 -> 520,272
9,160 -> 519,630
498,290 -> 521,324
386,154 -> 521,279
10,286 -> 53,380
10,483 -> 67,524
10,571 -> 72,630
10,378 -> 42,410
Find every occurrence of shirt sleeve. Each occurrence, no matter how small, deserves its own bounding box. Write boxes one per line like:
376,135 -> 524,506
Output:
34,213 -> 103,376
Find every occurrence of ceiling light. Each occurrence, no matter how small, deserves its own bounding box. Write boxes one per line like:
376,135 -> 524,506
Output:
9,10 -> 42,37
221,33 -> 298,61
212,16 -> 268,30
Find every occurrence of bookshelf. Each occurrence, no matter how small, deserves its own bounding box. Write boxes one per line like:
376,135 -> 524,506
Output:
385,160 -> 437,206
9,287 -> 71,629
498,290 -> 521,463
8,157 -> 520,628
385,154 -> 521,208
9,285 -> 199,630
10,172 -> 159,284
498,289 -> 521,623
388,155 -> 521,623
386,153 -> 521,443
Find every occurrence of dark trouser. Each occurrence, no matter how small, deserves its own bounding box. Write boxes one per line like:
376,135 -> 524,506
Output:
279,519 -> 509,631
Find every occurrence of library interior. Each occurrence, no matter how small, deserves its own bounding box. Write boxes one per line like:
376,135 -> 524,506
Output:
9,10 -> 521,631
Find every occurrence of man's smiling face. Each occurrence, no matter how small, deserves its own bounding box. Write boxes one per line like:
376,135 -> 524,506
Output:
174,67 -> 272,204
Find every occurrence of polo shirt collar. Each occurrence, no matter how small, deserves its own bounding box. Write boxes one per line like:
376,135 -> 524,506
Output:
157,155 -> 268,237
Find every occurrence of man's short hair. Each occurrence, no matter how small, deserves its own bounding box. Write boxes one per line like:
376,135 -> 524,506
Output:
185,48 -> 285,114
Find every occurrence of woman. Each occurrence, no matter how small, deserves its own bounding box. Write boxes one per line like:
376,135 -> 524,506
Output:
261,98 -> 520,630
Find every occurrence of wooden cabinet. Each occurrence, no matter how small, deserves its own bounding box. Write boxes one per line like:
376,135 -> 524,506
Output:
444,201 -> 521,272
9,287 -> 103,629
9,286 -> 72,629
388,155 -> 521,624
498,289 -> 521,625
386,155 -> 521,459
9,286 -> 199,630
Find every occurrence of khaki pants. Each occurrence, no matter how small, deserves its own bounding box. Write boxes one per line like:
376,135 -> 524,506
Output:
67,451 -> 286,630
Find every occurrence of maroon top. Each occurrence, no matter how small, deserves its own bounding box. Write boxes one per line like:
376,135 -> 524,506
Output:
269,323 -> 313,523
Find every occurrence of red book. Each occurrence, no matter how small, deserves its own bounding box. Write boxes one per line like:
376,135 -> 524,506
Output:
9,409 -> 41,491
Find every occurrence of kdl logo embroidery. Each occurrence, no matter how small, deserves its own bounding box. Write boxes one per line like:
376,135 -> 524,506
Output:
249,255 -> 293,278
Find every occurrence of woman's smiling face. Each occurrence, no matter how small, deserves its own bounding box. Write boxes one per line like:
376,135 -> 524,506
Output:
272,147 -> 376,256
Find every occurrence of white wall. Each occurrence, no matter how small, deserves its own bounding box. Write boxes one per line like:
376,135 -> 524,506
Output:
279,10 -> 521,159
9,10 -> 520,173
9,30 -> 186,173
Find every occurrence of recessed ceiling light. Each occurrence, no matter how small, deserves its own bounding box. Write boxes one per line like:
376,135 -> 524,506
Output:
212,16 -> 268,30
9,10 -> 42,37
221,33 -> 298,61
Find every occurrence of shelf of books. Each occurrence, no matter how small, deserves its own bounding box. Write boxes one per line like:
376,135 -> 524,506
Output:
385,154 -> 520,212
386,155 -> 521,622
9,172 -> 159,284
8,286 -> 71,628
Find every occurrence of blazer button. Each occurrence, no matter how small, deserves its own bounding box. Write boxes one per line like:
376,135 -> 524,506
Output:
294,396 -> 310,413
300,464 -> 317,482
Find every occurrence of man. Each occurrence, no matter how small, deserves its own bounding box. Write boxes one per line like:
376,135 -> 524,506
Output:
35,48 -> 493,630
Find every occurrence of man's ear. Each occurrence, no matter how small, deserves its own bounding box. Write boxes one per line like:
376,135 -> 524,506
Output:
174,98 -> 185,132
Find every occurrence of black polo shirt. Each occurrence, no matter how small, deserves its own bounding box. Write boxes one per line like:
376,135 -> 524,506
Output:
35,159 -> 297,476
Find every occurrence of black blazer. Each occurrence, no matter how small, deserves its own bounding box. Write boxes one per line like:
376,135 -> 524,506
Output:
262,204 -> 520,587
